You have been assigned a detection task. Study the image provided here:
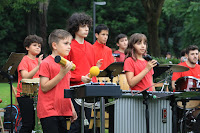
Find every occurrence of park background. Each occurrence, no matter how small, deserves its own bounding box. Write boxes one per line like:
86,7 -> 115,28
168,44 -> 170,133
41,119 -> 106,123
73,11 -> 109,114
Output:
0,0 -> 199,103
0,1 -> 200,132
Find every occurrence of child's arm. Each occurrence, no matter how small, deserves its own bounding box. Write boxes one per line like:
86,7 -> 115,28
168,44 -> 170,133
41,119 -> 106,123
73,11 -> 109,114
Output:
21,54 -> 43,79
40,61 -> 73,93
126,60 -> 157,88
70,101 -> 77,123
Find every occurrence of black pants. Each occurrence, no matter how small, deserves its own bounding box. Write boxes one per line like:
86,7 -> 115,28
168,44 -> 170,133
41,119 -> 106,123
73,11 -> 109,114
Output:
17,96 -> 35,133
40,116 -> 68,133
68,99 -> 91,133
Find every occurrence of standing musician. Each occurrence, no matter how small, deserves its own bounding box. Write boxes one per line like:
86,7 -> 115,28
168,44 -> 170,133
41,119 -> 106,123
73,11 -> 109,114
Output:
37,29 -> 77,133
67,12 -> 101,133
171,45 -> 200,133
124,33 -> 158,91
17,35 -> 43,133
93,24 -> 114,70
113,33 -> 128,62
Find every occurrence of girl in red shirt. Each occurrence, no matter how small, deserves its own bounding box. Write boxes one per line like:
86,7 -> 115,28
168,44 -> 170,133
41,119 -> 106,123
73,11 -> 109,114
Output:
124,33 -> 157,91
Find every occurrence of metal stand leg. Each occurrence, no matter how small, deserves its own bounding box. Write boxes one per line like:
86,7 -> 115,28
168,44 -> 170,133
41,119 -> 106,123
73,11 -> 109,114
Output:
182,99 -> 188,133
100,97 -> 105,133
170,95 -> 178,133
93,98 -> 96,133
81,99 -> 84,133
142,91 -> 149,133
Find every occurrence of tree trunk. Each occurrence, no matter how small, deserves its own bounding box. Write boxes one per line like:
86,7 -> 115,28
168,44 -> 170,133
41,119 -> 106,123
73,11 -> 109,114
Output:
141,0 -> 165,57
39,0 -> 50,56
27,9 -> 37,35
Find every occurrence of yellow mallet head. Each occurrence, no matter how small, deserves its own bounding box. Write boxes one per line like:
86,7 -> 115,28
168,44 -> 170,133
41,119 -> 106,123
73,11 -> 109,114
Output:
89,66 -> 100,78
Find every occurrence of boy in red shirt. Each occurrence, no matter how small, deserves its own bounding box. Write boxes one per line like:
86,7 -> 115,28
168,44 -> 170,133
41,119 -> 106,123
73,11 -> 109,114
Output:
37,29 -> 77,133
113,33 -> 128,62
67,12 -> 101,133
93,24 -> 114,70
124,33 -> 158,91
17,35 -> 43,133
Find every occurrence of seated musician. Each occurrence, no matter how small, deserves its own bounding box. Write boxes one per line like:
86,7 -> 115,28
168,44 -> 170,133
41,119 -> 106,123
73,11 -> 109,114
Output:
171,45 -> 200,132
37,29 -> 77,133
16,35 -> 43,133
171,45 -> 200,90
124,33 -> 158,91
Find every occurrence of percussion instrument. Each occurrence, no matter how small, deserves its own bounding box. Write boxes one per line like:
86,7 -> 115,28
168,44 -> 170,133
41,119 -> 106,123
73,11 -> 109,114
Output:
175,76 -> 200,91
175,76 -> 200,109
179,109 -> 196,132
113,74 -> 129,90
20,78 -> 40,96
97,74 -> 130,91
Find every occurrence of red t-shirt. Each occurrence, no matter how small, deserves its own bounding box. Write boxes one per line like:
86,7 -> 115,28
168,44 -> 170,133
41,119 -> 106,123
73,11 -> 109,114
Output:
172,62 -> 200,81
113,50 -> 125,62
37,55 -> 72,119
17,55 -> 39,97
66,39 -> 97,86
124,57 -> 154,91
93,41 -> 114,70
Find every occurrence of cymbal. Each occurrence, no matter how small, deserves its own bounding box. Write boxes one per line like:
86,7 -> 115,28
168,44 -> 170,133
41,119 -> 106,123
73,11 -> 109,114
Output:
158,64 -> 189,72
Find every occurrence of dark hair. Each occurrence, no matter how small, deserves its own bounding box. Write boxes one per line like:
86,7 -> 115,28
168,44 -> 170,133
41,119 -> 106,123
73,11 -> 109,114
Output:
48,29 -> 72,50
23,35 -> 43,48
180,48 -> 186,56
186,45 -> 199,54
67,12 -> 92,38
166,52 -> 171,55
125,33 -> 147,61
95,24 -> 109,34
115,33 -> 127,43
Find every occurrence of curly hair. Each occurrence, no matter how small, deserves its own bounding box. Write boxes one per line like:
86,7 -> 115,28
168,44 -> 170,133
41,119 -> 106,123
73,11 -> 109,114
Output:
67,12 -> 92,38
23,35 -> 43,48
125,33 -> 147,61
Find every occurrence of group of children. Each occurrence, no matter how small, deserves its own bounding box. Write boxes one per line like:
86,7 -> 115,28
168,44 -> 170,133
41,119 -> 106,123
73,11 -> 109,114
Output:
16,12 -> 157,133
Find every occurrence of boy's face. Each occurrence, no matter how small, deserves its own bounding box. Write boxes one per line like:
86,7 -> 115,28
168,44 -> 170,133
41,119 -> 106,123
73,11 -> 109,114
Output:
55,36 -> 72,57
26,43 -> 41,56
95,30 -> 109,44
117,37 -> 128,50
76,24 -> 89,38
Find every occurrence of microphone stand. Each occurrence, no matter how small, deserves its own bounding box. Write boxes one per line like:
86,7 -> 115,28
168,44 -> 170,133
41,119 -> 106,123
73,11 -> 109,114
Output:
142,90 -> 150,133
0,70 -> 14,133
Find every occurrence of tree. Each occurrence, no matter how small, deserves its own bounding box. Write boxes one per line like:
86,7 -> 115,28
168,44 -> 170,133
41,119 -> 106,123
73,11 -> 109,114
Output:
141,0 -> 165,57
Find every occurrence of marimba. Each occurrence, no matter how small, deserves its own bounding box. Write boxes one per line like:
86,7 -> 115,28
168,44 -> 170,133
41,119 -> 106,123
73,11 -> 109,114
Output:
64,82 -> 121,133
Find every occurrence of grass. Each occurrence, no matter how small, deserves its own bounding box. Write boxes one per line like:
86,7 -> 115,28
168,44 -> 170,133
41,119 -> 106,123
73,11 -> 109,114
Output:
0,82 -> 17,108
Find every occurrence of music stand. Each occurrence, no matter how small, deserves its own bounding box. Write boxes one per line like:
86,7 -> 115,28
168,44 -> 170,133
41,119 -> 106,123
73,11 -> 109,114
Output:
0,52 -> 25,133
97,62 -> 124,82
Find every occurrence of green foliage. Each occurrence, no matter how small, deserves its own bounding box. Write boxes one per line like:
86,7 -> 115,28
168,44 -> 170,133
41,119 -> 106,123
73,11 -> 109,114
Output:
162,0 -> 200,57
154,57 -> 180,64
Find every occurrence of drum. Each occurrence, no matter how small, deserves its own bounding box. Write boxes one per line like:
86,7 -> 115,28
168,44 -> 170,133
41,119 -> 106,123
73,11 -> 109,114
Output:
97,77 -> 110,83
97,74 -> 130,90
175,76 -> 200,109
175,76 -> 200,91
179,109 -> 196,132
177,100 -> 200,109
20,78 -> 40,96
113,74 -> 130,90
